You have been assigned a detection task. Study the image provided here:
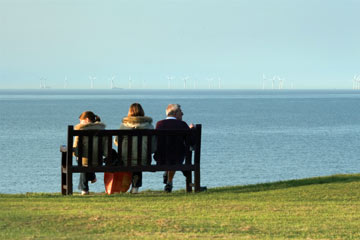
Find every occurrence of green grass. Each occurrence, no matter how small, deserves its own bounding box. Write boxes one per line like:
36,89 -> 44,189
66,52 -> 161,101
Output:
1,174 -> 360,239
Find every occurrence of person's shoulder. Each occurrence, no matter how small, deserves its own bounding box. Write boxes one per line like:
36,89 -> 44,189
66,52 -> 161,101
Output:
156,119 -> 189,129
178,120 -> 190,129
155,119 -> 166,129
75,122 -> 106,130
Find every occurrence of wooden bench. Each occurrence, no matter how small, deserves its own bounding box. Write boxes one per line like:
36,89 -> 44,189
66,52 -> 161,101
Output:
60,124 -> 202,195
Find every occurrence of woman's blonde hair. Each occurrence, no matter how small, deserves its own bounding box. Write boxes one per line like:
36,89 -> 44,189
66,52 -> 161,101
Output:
128,103 -> 145,117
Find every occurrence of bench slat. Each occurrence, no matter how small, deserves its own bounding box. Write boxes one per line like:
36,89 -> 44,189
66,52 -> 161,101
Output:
97,135 -> 103,166
137,134 -> 142,166
88,135 -> 93,167
127,135 -> 132,166
107,136 -> 112,164
117,135 -> 122,165
77,136 -> 83,167
146,135 -> 152,165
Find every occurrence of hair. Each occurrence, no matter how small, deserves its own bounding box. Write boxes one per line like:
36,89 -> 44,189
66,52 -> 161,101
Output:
128,103 -> 145,117
166,104 -> 181,116
79,111 -> 101,123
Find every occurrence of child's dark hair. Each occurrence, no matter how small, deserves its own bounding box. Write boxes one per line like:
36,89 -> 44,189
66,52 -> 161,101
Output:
79,111 -> 101,123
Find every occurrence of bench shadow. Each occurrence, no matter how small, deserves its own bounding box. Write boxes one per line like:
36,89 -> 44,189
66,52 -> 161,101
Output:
209,174 -> 360,194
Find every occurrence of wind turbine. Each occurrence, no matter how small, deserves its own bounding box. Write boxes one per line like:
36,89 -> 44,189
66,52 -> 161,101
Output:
218,77 -> 222,89
356,75 -> 360,90
110,76 -> 116,89
272,76 -> 276,89
166,76 -> 172,89
207,78 -> 214,89
353,75 -> 359,90
142,79 -> 146,89
64,76 -> 68,89
353,75 -> 356,90
89,76 -> 96,89
278,76 -> 284,90
128,76 -> 132,89
262,74 -> 267,90
40,77 -> 48,89
183,76 -> 189,89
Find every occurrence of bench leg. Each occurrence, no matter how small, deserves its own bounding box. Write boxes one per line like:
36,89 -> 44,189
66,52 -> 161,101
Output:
66,170 -> 73,195
194,168 -> 200,192
61,171 -> 66,195
186,171 -> 192,193
61,152 -> 67,195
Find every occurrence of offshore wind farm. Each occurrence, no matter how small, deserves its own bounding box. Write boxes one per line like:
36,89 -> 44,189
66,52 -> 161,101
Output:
33,73 -> 360,90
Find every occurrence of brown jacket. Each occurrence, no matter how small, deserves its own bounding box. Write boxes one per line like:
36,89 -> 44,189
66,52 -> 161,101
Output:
73,121 -> 108,166
114,116 -> 156,166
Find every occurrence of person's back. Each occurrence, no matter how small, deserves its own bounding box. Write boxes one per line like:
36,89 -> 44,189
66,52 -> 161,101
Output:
155,118 -> 190,165
113,103 -> 155,194
116,115 -> 155,166
74,120 -> 107,167
73,111 -> 107,195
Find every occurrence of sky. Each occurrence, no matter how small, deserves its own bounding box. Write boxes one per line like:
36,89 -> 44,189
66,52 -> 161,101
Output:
0,0 -> 359,89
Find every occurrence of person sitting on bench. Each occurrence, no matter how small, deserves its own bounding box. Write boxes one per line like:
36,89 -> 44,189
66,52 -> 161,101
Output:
73,111 -> 106,195
154,104 -> 194,193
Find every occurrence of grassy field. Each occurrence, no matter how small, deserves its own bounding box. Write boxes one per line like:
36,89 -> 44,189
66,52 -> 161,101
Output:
1,174 -> 360,239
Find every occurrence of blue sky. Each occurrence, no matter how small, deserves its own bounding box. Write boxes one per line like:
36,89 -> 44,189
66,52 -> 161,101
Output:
0,0 -> 359,89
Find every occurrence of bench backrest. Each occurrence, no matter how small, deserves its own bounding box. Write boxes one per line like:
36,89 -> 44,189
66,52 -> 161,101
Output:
66,124 -> 202,169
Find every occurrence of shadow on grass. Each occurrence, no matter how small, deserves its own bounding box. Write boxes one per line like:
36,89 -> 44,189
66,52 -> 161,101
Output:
209,174 -> 360,194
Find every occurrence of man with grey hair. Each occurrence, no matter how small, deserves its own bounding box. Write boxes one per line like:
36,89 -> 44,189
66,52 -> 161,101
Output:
154,104 -> 194,192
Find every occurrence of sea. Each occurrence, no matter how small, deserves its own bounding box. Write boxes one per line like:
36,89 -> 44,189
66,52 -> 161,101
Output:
1,89 -> 360,194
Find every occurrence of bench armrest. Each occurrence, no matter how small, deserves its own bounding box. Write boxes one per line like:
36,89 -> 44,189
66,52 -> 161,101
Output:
60,145 -> 68,153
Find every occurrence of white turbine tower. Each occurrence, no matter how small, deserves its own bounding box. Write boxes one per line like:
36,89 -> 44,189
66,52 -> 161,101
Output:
128,76 -> 132,89
218,77 -> 222,89
166,76 -> 172,89
110,76 -> 116,89
357,75 -> 360,90
142,79 -> 146,89
278,76 -> 284,90
262,74 -> 267,90
89,76 -> 96,89
64,76 -> 68,89
353,75 -> 360,90
353,75 -> 356,90
40,78 -> 48,89
183,76 -> 189,89
272,76 -> 276,89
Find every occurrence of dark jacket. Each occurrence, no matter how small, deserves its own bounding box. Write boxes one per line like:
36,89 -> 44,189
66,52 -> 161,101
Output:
154,118 -> 191,165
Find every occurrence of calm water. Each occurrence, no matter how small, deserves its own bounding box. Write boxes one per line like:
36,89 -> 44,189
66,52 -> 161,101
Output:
1,89 -> 360,194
